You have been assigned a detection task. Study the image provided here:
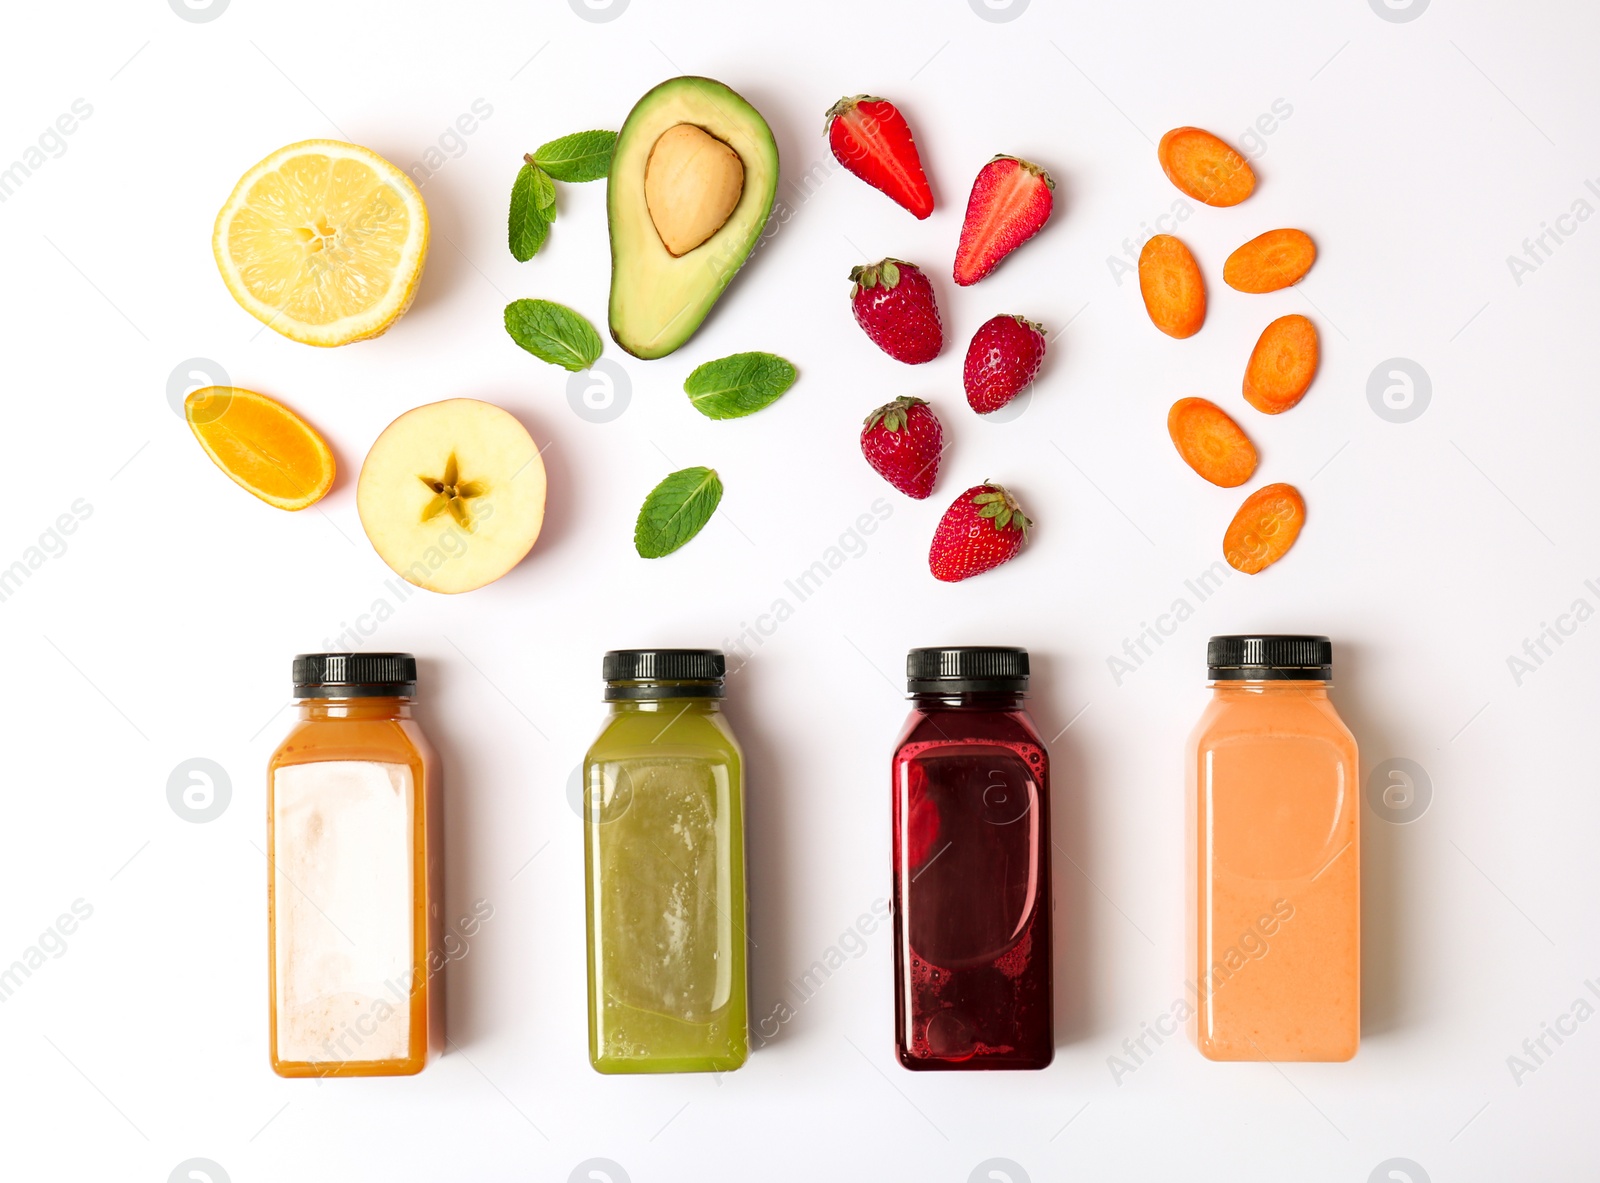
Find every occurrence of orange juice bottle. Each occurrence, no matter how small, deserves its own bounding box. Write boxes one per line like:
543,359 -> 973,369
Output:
267,653 -> 443,1076
1186,636 -> 1358,1061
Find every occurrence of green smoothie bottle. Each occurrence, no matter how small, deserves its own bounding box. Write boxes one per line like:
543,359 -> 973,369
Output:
583,649 -> 748,1073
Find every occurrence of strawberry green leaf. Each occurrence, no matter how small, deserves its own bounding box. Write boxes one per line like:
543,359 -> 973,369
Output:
504,299 -> 603,371
684,352 -> 798,420
865,395 -> 925,433
533,130 -> 618,183
635,467 -> 723,558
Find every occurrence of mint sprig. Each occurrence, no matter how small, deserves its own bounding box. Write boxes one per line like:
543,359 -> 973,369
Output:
507,131 -> 617,262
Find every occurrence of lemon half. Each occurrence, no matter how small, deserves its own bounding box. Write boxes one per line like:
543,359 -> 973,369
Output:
213,140 -> 429,347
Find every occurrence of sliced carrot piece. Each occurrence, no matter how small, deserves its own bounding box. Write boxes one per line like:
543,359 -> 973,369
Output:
1224,482 -> 1305,574
1158,127 -> 1255,207
1223,229 -> 1315,293
185,386 -> 335,511
1139,234 -> 1206,338
1168,398 -> 1257,488
1244,314 -> 1319,414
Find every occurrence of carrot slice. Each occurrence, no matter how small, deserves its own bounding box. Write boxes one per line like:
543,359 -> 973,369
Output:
1244,315 -> 1319,414
1224,482 -> 1305,574
1139,234 -> 1206,338
1158,127 -> 1255,207
1168,398 -> 1257,487
1223,229 -> 1316,293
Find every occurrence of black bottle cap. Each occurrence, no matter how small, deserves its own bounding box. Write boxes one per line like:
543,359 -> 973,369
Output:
293,653 -> 417,699
603,649 -> 725,700
1207,635 -> 1332,681
906,646 -> 1029,694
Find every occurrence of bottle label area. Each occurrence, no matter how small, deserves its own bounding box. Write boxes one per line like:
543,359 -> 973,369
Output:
594,759 -> 735,1023
894,737 -> 1053,1068
900,744 -> 1042,967
272,761 -> 416,1066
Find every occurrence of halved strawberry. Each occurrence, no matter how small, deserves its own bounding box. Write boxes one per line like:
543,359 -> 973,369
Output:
827,96 -> 935,219
953,156 -> 1055,286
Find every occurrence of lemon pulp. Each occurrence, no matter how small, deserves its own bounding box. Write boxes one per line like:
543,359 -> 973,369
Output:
213,140 -> 429,347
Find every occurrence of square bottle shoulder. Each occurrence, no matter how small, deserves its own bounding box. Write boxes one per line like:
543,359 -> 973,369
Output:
1186,693 -> 1356,758
587,708 -> 743,769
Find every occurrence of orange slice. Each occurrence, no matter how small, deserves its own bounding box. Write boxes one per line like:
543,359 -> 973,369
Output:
185,386 -> 335,511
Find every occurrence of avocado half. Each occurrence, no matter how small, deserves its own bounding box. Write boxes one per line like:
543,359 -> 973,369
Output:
607,77 -> 779,360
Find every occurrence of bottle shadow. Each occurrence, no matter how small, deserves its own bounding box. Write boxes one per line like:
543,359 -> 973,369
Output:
1331,640 -> 1410,1038
1026,650 -> 1097,1047
719,655 -> 803,1050
411,653 -> 497,1052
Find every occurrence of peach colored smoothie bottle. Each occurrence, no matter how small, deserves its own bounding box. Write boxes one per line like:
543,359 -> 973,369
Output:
267,653 -> 443,1077
1186,636 -> 1359,1062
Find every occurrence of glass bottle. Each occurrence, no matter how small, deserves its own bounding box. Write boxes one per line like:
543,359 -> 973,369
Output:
1186,635 -> 1359,1061
891,647 -> 1054,1070
267,653 -> 442,1077
583,649 -> 748,1073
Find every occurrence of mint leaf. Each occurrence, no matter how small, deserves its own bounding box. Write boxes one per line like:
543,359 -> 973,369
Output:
684,352 -> 798,420
504,299 -> 603,372
508,160 -> 553,261
534,130 -> 618,183
531,161 -> 557,216
635,467 -> 722,558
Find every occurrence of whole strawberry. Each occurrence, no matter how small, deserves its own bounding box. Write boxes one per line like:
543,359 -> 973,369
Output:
929,482 -> 1032,582
953,156 -> 1055,286
861,396 -> 944,499
850,259 -> 942,364
826,95 -> 935,219
965,315 -> 1046,413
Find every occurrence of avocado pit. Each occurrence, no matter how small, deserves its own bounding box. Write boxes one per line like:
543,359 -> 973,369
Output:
643,123 -> 744,257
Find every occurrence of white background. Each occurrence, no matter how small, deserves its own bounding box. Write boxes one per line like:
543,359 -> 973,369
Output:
1,0 -> 1596,1179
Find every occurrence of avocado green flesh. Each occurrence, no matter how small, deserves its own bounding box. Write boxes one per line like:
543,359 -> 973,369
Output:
607,77 -> 779,360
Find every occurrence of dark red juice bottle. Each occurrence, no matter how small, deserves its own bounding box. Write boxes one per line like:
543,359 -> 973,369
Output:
891,647 -> 1053,1070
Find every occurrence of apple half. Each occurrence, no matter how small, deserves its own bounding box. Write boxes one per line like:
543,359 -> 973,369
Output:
358,399 -> 547,593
